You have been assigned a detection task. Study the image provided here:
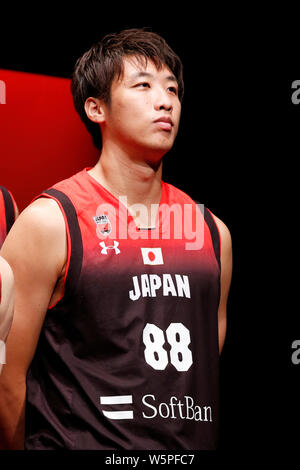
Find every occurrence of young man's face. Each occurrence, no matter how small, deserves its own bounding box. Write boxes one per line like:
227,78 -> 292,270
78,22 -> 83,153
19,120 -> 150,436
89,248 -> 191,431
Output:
102,55 -> 181,162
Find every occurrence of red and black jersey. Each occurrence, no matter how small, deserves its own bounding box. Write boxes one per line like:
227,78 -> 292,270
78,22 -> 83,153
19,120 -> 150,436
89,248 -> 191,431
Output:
25,168 -> 221,450
0,186 -> 17,249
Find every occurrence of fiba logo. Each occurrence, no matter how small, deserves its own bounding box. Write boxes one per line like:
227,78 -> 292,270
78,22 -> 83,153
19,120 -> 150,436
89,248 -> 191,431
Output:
93,214 -> 112,237
0,80 -> 6,104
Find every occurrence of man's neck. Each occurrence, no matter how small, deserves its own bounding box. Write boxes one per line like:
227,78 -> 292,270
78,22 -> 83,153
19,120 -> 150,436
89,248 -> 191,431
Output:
88,144 -> 164,228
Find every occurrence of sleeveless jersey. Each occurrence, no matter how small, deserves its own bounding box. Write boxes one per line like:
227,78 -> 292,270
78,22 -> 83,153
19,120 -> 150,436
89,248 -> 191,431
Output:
0,186 -> 17,249
25,167 -> 221,450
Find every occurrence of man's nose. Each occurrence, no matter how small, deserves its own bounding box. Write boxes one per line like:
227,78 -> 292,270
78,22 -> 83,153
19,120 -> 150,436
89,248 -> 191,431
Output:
153,89 -> 173,112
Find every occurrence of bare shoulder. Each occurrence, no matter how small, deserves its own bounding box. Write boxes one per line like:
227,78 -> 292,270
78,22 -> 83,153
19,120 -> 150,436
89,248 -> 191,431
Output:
0,197 -> 67,278
16,197 -> 65,230
3,197 -> 66,245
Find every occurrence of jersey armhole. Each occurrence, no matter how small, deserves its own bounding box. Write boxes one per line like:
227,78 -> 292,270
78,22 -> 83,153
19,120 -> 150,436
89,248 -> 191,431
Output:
205,207 -> 221,269
31,188 -> 83,309
0,186 -> 16,235
194,200 -> 221,271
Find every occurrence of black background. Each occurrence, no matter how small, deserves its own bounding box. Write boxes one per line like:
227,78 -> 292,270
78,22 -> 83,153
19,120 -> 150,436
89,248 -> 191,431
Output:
0,8 -> 296,454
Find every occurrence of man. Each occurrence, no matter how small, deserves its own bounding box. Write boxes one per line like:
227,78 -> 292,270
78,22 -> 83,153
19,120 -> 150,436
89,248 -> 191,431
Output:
0,256 -> 14,376
0,28 -> 232,450
0,187 -> 17,376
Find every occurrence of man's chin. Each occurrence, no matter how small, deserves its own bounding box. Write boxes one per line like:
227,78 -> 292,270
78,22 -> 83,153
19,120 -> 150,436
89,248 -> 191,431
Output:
145,145 -> 172,161
129,139 -> 174,166
147,139 -> 175,156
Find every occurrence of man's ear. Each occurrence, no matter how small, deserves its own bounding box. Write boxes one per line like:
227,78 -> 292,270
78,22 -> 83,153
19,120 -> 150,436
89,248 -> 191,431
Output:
84,97 -> 106,124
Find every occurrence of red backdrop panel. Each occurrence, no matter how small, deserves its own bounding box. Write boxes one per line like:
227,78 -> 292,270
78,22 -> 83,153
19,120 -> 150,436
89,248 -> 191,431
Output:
0,69 -> 99,212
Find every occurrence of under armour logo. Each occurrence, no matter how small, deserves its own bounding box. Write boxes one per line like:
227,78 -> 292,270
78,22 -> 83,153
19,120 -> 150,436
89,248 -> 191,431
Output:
99,241 -> 121,255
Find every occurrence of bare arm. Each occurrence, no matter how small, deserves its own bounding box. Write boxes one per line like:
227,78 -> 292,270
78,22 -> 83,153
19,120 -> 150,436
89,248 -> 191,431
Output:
0,257 -> 14,375
0,198 -> 67,449
212,215 -> 233,355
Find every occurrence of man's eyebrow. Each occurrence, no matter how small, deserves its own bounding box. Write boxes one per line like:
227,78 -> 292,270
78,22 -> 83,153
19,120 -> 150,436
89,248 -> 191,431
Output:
129,71 -> 178,82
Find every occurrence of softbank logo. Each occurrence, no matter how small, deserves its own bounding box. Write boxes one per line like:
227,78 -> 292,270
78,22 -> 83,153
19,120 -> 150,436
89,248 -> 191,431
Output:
100,395 -> 134,420
0,81 -> 6,104
94,198 -> 204,251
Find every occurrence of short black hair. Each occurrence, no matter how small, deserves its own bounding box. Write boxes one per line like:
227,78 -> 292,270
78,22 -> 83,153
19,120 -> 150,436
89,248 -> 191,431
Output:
71,28 -> 184,149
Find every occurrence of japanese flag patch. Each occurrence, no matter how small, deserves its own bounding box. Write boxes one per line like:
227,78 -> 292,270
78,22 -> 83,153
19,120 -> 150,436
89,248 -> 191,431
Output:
141,247 -> 164,265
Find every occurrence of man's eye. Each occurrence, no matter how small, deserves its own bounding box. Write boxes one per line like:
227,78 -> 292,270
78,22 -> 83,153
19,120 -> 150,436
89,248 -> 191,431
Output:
136,82 -> 150,88
168,86 -> 178,95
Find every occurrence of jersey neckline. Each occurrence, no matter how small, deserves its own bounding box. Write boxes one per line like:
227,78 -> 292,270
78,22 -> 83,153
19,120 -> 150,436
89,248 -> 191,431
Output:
82,167 -> 169,235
